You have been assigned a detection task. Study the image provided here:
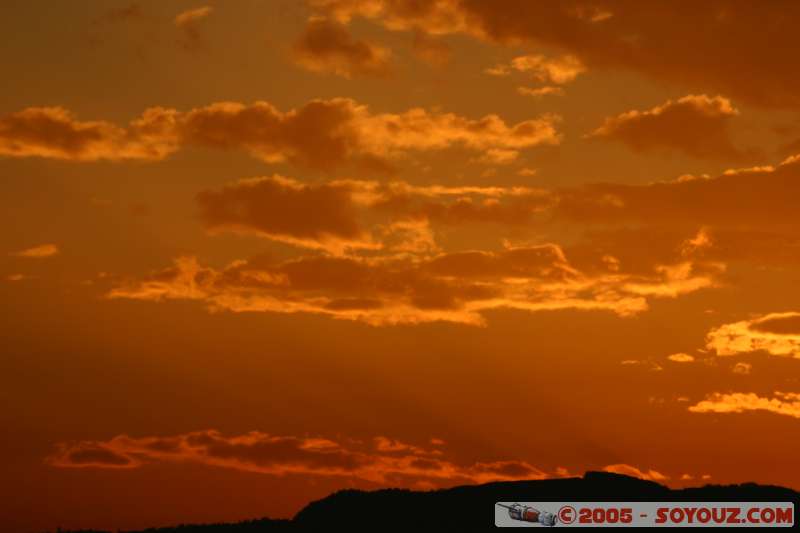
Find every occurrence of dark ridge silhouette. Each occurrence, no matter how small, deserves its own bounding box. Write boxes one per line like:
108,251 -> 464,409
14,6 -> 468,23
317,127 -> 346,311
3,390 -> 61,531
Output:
52,472 -> 798,532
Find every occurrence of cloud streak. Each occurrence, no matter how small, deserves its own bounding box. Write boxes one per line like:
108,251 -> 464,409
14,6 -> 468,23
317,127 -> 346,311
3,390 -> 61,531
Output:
48,430 -> 688,490
0,99 -> 560,171
554,154 -> 800,232
689,392 -> 800,420
194,176 -> 552,252
174,6 -> 213,52
106,235 -> 721,326
47,430 -> 546,487
9,243 -> 59,258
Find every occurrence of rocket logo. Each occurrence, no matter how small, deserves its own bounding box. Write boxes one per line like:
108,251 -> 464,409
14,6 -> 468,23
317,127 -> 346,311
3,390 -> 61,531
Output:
497,503 -> 558,526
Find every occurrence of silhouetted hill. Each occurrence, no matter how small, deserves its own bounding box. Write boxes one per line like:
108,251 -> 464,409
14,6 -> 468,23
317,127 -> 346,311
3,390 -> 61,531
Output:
54,472 -> 798,531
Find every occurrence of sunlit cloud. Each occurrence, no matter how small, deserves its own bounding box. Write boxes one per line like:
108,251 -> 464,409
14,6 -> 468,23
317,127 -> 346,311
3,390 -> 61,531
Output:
486,54 -> 585,84
106,233 -> 722,326
196,175 -> 375,254
553,154 -> 800,238
0,107 -> 177,161
588,95 -> 749,160
620,359 -> 663,372
706,312 -> 800,359
309,0 -> 800,109
689,392 -> 800,419
471,148 -> 519,165
48,430 -> 689,489
0,99 -> 560,171
517,86 -> 565,98
174,6 -> 213,52
47,430 -> 546,487
667,353 -> 695,363
174,6 -> 212,27
195,176 -> 552,252
10,243 -> 59,258
732,362 -> 752,375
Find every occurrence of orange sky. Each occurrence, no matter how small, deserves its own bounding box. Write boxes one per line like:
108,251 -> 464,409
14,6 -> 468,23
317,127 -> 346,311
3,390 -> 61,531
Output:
3,1 -> 800,531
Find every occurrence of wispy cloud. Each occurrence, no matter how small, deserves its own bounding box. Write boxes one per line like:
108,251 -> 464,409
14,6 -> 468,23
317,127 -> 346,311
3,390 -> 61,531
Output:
10,243 -> 59,258
48,430 -> 546,487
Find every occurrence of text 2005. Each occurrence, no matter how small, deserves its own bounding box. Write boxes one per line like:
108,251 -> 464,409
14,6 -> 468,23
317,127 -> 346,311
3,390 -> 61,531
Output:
579,507 -> 634,524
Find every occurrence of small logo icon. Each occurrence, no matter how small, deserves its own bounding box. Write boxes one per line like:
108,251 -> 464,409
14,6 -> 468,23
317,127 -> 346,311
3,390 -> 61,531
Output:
496,503 -> 558,527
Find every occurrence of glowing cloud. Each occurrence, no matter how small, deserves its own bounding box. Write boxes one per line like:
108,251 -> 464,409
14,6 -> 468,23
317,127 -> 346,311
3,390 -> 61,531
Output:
309,0 -> 800,109
10,243 -> 59,258
194,177 -> 553,251
689,392 -> 800,419
0,107 -> 176,161
196,175 -> 374,253
0,99 -> 560,171
47,430 -> 546,487
706,312 -> 800,359
107,235 -> 722,326
174,6 -> 212,27
732,362 -> 752,375
486,54 -> 585,84
174,6 -> 213,52
517,86 -> 565,98
667,353 -> 695,363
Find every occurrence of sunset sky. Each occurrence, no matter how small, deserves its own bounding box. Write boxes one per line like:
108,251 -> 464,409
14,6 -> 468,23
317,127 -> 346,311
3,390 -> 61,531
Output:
3,1 -> 800,531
